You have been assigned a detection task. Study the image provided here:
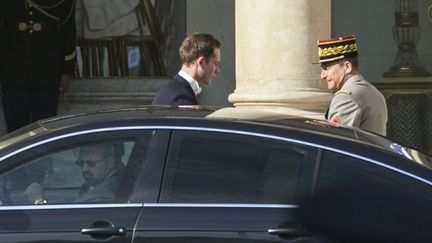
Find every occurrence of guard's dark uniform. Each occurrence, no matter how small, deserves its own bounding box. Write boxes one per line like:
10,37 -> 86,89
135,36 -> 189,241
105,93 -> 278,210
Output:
0,0 -> 76,132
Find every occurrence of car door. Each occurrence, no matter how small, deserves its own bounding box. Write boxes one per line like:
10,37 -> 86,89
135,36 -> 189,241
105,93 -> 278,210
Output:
134,128 -> 323,242
0,129 -> 155,243
304,149 -> 432,242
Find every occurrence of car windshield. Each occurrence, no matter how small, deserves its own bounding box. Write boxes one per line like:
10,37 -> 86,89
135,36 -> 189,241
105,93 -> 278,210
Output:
251,117 -> 432,169
349,128 -> 432,168
208,108 -> 432,169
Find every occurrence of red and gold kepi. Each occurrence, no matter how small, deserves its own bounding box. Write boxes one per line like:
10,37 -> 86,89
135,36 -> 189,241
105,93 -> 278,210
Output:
317,35 -> 358,63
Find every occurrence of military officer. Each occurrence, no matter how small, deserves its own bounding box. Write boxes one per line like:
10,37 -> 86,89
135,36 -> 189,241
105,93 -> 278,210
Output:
0,0 -> 77,133
317,35 -> 388,136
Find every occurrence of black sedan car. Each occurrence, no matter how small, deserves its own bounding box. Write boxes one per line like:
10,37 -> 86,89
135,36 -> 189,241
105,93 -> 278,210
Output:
0,106 -> 431,242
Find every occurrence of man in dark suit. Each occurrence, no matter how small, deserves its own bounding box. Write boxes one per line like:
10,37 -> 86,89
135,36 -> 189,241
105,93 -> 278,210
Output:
152,33 -> 221,105
0,0 -> 77,133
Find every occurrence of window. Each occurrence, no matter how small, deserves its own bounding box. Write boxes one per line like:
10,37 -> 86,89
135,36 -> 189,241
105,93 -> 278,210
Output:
160,130 -> 315,204
315,150 -> 432,209
305,150 -> 432,239
0,130 -> 154,206
316,151 -> 432,195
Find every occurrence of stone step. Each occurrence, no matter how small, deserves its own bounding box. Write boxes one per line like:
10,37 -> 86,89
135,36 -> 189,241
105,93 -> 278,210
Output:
59,77 -> 169,115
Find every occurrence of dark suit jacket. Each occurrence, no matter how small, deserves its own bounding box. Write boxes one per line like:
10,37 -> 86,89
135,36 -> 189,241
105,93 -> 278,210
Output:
152,74 -> 198,105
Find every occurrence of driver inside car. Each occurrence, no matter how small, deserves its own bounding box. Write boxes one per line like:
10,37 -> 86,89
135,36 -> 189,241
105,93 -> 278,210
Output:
24,142 -> 125,204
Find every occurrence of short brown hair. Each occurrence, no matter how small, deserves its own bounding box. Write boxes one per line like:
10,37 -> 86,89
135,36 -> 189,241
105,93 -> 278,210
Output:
179,33 -> 221,65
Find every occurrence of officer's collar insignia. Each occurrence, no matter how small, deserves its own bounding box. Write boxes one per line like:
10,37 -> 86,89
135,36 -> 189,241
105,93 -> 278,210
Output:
335,89 -> 352,95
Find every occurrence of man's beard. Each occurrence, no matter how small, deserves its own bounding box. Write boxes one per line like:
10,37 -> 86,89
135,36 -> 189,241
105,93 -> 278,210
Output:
83,172 -> 96,185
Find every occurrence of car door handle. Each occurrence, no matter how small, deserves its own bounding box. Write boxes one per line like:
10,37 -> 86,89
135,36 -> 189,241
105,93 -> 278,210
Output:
268,228 -> 310,237
81,226 -> 127,236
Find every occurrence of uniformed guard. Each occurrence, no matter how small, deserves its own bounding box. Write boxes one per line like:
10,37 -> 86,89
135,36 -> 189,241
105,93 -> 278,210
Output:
0,0 -> 77,133
317,35 -> 388,136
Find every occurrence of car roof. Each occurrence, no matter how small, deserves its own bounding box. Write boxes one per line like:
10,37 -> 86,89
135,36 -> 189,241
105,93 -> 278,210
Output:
1,106 -> 428,165
38,105 -> 370,141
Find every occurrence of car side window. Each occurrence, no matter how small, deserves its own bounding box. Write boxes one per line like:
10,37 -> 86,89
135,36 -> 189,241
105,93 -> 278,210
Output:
316,150 -> 432,199
160,130 -> 315,204
0,130 -> 154,206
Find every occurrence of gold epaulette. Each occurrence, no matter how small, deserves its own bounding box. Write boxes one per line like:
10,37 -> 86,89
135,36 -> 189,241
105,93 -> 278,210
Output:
335,89 -> 352,95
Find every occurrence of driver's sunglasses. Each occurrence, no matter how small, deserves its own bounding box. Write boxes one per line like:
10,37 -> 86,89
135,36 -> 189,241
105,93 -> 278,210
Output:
75,155 -> 110,167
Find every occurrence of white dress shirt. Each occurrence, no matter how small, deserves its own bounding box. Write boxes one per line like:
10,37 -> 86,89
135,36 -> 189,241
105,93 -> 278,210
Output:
178,70 -> 202,96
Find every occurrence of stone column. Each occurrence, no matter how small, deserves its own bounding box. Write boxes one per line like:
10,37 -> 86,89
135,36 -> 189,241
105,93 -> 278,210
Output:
226,0 -> 332,119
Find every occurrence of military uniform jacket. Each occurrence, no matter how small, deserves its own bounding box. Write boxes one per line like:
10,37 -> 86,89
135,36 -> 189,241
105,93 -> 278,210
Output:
327,74 -> 388,136
0,0 -> 76,88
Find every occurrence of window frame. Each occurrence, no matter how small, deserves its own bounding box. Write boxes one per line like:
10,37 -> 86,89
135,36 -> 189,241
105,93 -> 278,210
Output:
0,128 -> 156,206
315,149 -> 432,198
159,128 -> 318,205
